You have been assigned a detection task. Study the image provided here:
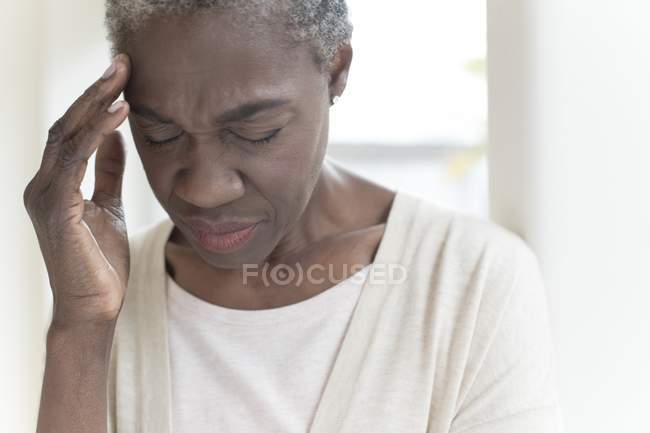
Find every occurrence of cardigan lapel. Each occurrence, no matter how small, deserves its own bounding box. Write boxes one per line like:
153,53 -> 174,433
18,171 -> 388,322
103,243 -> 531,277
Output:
111,217 -> 174,433
130,218 -> 175,433
307,189 -> 417,433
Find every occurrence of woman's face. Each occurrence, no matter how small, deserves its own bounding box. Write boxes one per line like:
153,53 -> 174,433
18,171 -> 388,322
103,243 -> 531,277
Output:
123,10 -> 335,269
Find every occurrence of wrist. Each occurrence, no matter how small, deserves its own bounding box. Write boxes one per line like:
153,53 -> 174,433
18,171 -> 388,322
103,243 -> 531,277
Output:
46,319 -> 117,359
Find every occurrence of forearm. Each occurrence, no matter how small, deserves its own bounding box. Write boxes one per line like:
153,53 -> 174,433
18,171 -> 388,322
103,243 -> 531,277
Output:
36,322 -> 116,433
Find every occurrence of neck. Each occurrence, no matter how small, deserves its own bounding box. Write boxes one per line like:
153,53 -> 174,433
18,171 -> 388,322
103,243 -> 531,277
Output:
265,157 -> 350,264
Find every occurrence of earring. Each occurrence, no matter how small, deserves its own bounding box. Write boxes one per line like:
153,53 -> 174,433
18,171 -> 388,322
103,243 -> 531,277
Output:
330,95 -> 340,105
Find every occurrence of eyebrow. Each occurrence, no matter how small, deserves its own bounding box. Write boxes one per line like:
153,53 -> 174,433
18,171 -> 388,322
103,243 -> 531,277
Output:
130,98 -> 291,124
130,104 -> 173,124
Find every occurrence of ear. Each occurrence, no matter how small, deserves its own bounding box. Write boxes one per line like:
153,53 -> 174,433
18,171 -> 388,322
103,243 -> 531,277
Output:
327,43 -> 353,103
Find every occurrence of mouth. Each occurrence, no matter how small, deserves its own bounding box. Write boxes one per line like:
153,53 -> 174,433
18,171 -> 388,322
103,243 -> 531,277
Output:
183,217 -> 263,253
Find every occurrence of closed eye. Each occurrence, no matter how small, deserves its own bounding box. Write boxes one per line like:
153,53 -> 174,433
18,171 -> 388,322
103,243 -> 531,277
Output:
143,132 -> 184,147
143,128 -> 282,149
232,128 -> 282,145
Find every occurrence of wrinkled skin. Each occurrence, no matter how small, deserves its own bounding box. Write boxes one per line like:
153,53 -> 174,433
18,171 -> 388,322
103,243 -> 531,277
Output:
124,10 -> 395,310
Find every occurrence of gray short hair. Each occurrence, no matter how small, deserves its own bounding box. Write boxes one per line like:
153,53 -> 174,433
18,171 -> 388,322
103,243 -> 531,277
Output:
104,0 -> 353,73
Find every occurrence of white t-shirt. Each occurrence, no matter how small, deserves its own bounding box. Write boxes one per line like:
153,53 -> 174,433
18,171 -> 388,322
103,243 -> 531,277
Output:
166,264 -> 372,433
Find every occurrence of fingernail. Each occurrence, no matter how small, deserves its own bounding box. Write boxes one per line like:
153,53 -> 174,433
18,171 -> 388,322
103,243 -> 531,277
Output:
102,58 -> 117,80
108,100 -> 126,114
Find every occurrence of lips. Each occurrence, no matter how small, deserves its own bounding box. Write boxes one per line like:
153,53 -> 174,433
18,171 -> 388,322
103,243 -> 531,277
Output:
183,216 -> 263,252
184,217 -> 260,235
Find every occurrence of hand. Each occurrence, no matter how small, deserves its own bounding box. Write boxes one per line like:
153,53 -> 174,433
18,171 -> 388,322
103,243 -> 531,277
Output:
23,54 -> 132,328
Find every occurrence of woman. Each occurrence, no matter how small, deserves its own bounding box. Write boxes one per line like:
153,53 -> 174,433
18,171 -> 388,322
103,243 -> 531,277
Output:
25,1 -> 564,432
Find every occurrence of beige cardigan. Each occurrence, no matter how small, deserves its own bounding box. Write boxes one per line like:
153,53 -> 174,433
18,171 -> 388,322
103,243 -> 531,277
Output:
108,189 -> 564,433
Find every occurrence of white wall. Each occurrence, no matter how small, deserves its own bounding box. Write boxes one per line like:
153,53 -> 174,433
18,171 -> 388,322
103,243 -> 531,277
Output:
0,2 -> 46,432
488,1 -> 650,432
336,0 -> 487,145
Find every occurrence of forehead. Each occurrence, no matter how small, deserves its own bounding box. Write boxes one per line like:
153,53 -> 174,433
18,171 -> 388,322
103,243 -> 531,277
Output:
123,9 -> 321,121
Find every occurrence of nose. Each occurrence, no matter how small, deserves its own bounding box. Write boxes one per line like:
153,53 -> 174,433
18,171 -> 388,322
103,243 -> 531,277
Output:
174,146 -> 245,209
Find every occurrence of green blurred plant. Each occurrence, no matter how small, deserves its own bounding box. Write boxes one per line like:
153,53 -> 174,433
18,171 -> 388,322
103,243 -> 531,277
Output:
444,56 -> 488,182
464,57 -> 486,77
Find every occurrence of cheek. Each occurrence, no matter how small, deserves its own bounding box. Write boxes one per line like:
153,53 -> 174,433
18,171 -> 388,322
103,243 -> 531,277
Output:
130,123 -> 183,203
135,143 -> 177,205
242,115 -> 327,196
242,114 -> 328,217
147,167 -> 173,206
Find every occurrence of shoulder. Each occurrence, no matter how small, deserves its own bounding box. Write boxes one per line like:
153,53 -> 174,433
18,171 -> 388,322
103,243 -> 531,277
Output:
409,193 -> 537,268
391,195 -> 542,314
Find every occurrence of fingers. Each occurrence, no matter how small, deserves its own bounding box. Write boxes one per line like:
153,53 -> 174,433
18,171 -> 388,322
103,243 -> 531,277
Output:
62,53 -> 131,139
54,99 -> 130,196
92,130 -> 127,208
38,53 -> 132,179
25,53 -> 132,236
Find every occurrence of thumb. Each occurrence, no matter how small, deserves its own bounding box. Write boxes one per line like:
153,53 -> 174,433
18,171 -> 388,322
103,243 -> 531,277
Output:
92,130 -> 126,208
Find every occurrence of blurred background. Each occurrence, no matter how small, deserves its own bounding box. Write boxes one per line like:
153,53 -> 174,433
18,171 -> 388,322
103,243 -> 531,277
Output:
1,0 -> 648,432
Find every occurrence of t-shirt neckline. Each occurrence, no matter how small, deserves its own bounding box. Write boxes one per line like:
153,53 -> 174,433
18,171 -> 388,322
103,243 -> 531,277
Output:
166,264 -> 372,326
